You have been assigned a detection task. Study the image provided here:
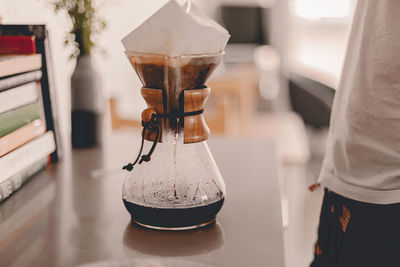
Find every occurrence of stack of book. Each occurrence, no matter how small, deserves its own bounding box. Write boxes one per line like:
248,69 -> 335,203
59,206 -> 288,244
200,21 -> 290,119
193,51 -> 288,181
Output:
0,34 -> 57,203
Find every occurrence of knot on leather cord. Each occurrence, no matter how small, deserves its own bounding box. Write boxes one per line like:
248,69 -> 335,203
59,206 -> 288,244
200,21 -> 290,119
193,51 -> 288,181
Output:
122,108 -> 204,172
122,108 -> 160,172
122,163 -> 134,172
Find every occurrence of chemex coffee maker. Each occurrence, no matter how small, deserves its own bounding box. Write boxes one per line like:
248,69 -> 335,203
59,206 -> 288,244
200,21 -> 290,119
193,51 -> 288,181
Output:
121,51 -> 227,230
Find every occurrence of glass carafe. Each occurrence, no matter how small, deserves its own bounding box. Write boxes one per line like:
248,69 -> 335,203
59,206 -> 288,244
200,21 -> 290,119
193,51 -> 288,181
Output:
122,52 -> 226,230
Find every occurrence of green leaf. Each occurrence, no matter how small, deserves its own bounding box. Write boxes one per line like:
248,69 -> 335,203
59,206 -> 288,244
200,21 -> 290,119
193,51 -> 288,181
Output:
49,0 -> 108,58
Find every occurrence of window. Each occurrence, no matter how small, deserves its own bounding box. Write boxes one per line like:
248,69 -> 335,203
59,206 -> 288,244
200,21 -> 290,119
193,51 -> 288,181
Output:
293,0 -> 355,20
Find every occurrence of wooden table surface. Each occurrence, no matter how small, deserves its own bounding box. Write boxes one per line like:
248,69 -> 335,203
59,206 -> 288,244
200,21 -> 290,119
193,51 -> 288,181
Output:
0,131 -> 284,267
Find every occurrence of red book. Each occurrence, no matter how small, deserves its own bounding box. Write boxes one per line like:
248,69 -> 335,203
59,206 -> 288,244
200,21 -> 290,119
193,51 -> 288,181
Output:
0,35 -> 36,54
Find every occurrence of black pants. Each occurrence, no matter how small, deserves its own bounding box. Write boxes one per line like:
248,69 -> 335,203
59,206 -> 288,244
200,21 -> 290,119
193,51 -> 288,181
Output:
310,189 -> 400,267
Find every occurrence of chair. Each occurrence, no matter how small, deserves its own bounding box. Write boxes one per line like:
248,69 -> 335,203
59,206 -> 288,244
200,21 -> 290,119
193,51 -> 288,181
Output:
289,74 -> 335,128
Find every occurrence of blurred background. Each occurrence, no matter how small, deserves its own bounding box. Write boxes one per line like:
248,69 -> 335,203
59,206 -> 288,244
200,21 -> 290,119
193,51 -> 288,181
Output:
0,0 -> 357,266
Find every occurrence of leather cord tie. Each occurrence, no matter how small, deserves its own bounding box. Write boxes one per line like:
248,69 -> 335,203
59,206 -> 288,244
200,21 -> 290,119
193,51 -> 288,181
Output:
155,109 -> 204,119
122,108 -> 204,172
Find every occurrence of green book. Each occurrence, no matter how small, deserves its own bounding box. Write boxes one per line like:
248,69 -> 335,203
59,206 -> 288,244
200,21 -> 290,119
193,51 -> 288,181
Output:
0,102 -> 41,137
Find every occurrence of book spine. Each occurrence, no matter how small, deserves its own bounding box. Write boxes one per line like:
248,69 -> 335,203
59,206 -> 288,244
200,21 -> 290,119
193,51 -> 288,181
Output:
0,70 -> 42,92
0,119 -> 46,157
0,35 -> 36,54
0,82 -> 40,113
0,157 -> 47,203
0,102 -> 41,137
42,28 -> 62,162
0,131 -> 55,183
0,54 -> 42,78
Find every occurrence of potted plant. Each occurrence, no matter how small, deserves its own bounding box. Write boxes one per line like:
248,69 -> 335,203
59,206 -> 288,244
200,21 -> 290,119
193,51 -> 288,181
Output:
51,0 -> 106,148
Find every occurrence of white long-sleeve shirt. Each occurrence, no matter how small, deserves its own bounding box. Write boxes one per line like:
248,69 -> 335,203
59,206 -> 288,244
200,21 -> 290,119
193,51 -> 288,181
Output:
318,0 -> 400,204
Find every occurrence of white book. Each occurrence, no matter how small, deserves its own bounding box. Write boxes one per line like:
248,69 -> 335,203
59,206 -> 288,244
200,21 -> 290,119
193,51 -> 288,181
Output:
0,157 -> 47,202
0,54 -> 42,78
0,82 -> 40,114
0,131 -> 55,183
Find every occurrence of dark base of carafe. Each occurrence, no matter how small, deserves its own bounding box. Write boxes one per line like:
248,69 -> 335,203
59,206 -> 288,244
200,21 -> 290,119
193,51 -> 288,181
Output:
123,198 -> 224,231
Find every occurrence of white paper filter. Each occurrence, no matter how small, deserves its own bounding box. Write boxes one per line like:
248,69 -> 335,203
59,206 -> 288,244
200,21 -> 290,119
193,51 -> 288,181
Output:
121,0 -> 230,56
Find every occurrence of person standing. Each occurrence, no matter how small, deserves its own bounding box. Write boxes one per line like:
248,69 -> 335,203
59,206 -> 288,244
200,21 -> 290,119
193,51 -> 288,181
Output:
311,1 -> 400,266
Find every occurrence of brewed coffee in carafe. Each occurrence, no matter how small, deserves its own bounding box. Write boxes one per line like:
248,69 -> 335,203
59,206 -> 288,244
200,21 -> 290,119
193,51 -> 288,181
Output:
122,52 -> 226,230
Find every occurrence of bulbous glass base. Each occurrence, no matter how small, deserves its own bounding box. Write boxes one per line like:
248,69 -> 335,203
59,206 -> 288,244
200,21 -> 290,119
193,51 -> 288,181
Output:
122,133 -> 226,231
